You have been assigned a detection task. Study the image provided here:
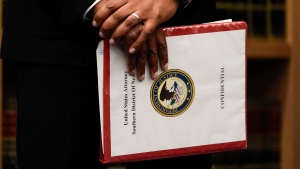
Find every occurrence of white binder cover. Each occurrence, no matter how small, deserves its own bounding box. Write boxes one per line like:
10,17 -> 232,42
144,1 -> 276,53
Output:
96,21 -> 247,164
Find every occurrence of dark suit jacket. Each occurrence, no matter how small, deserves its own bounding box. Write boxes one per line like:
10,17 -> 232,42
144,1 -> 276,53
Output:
1,0 -> 217,66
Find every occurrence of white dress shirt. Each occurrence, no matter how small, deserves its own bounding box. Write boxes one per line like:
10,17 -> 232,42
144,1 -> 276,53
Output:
83,0 -> 102,21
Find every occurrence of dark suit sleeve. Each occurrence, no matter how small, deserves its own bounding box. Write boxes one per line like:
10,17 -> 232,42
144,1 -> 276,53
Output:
4,0 -> 97,37
162,0 -> 217,27
45,0 -> 95,30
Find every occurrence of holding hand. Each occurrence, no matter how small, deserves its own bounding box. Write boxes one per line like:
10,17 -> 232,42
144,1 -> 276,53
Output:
121,25 -> 168,81
92,0 -> 179,54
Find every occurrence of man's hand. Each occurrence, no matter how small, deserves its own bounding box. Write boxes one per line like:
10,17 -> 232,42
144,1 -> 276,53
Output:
121,25 -> 168,81
93,0 -> 178,54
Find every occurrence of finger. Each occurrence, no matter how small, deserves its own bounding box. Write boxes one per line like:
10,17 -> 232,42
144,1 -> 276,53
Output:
156,27 -> 168,71
123,25 -> 143,77
99,7 -> 138,39
129,21 -> 158,54
120,24 -> 143,49
109,12 -> 142,45
92,0 -> 126,29
136,43 -> 147,81
146,32 -> 159,79
126,49 -> 137,76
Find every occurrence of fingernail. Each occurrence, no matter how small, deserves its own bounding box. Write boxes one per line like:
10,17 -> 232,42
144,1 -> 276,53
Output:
164,63 -> 169,71
129,48 -> 136,54
131,70 -> 135,76
153,71 -> 158,79
109,39 -> 115,45
92,20 -> 98,27
140,74 -> 145,81
99,32 -> 105,38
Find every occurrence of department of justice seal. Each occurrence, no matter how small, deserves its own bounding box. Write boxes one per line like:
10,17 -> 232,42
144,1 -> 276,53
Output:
150,69 -> 195,117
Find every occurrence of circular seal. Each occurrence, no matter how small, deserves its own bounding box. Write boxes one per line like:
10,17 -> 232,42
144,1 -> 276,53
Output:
150,69 -> 195,117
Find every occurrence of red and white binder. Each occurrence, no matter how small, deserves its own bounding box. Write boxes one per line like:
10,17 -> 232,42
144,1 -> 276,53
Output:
96,21 -> 247,164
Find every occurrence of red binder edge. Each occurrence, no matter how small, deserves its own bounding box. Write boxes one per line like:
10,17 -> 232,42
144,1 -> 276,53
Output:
99,39 -> 112,164
100,21 -> 248,164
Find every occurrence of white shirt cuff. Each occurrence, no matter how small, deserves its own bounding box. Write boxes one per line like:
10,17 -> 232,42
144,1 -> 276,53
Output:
83,0 -> 102,22
183,0 -> 192,8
